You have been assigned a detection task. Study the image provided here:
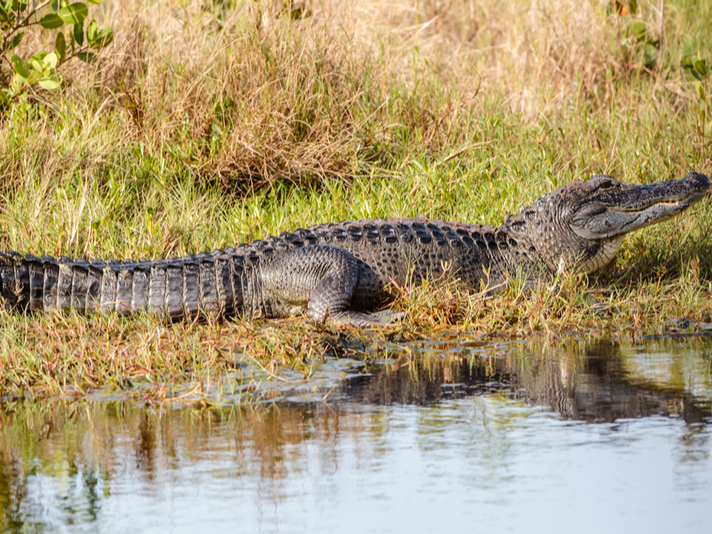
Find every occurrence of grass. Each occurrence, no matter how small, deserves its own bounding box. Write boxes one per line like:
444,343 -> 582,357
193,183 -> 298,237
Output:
0,0 -> 711,399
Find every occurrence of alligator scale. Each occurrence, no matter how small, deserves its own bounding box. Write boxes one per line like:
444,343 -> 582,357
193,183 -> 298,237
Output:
1,173 -> 709,326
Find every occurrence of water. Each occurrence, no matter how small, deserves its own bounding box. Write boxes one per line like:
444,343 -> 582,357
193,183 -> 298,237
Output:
1,336 -> 711,533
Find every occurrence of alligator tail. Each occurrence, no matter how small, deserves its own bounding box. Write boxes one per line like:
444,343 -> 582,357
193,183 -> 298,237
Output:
0,251 -> 245,321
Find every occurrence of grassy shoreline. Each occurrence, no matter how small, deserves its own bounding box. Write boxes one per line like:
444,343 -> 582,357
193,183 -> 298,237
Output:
1,0 -> 711,399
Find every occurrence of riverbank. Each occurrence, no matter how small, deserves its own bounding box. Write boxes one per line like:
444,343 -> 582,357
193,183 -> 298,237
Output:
1,0 -> 711,398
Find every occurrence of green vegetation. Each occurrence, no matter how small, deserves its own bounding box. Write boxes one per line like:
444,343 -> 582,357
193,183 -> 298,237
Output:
1,0 -> 113,107
0,0 -> 711,399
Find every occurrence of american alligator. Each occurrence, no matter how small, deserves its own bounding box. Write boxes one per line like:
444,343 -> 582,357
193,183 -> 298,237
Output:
1,173 -> 709,326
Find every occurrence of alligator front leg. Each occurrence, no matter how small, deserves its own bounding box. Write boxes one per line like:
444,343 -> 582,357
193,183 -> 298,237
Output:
260,245 -> 397,327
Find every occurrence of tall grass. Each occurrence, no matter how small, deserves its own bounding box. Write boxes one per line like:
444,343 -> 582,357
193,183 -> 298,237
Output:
3,0 -> 710,190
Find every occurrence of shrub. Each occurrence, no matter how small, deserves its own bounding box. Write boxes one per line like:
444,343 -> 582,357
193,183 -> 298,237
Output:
0,0 -> 112,109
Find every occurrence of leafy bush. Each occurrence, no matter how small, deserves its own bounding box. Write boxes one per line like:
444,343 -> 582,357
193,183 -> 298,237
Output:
0,0 -> 112,109
625,20 -> 659,70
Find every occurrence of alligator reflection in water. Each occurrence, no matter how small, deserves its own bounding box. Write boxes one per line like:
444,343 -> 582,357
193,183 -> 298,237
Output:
0,336 -> 711,532
523,339 -> 711,423
333,337 -> 712,423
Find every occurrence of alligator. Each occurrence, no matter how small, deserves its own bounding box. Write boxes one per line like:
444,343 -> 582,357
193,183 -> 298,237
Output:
0,173 -> 709,326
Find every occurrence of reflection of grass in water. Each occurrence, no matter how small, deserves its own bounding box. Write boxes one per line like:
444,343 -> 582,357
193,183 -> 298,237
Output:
1,0 -> 712,397
1,336 -> 710,528
0,399 -> 393,524
618,337 -> 712,402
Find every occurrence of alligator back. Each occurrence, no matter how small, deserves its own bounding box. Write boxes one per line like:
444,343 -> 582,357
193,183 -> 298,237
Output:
263,217 -> 507,289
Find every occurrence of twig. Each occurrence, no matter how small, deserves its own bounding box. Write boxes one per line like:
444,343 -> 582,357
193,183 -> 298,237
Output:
1,0 -> 52,49
15,0 -> 52,31
321,384 -> 337,401
626,62 -> 662,81
442,141 -> 492,164
658,0 -> 665,58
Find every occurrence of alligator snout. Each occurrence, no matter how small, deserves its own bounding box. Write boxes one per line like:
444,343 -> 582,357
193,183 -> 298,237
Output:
683,172 -> 710,193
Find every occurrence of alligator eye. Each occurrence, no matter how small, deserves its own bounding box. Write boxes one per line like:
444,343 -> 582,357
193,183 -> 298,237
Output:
588,206 -> 607,216
598,180 -> 615,190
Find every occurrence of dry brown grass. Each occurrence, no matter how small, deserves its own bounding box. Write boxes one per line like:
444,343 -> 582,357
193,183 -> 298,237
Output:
7,0 -> 696,190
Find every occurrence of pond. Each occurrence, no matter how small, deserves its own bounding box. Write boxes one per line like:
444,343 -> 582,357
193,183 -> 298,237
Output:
1,336 -> 711,533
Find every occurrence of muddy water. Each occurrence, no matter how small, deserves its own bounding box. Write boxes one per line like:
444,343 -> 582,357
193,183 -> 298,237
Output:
1,337 -> 711,533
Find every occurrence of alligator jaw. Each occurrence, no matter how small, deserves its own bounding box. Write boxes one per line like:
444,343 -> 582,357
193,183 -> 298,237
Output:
570,172 -> 710,240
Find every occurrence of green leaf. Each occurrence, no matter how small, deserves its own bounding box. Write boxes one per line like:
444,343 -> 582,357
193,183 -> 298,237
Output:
55,32 -> 67,62
259,43 -> 271,64
51,0 -> 60,12
691,69 -> 703,81
694,59 -> 708,79
39,13 -> 65,28
695,82 -> 706,102
9,75 -> 23,94
13,67 -> 31,81
0,5 -> 9,23
30,50 -> 48,63
77,51 -> 97,63
43,52 -> 58,69
73,22 -> 84,46
58,2 -> 88,24
92,27 -> 113,49
8,31 -> 24,51
86,0 -> 101,4
86,19 -> 97,42
629,0 -> 637,14
682,38 -> 694,59
629,21 -> 647,41
12,58 -> 30,79
38,77 -> 62,90
643,44 -> 657,69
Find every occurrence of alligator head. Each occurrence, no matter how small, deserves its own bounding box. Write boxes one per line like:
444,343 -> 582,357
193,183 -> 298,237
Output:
505,172 -> 710,275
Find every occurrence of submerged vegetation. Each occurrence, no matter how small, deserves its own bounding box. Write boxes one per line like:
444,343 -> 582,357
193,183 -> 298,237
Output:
0,0 -> 711,398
